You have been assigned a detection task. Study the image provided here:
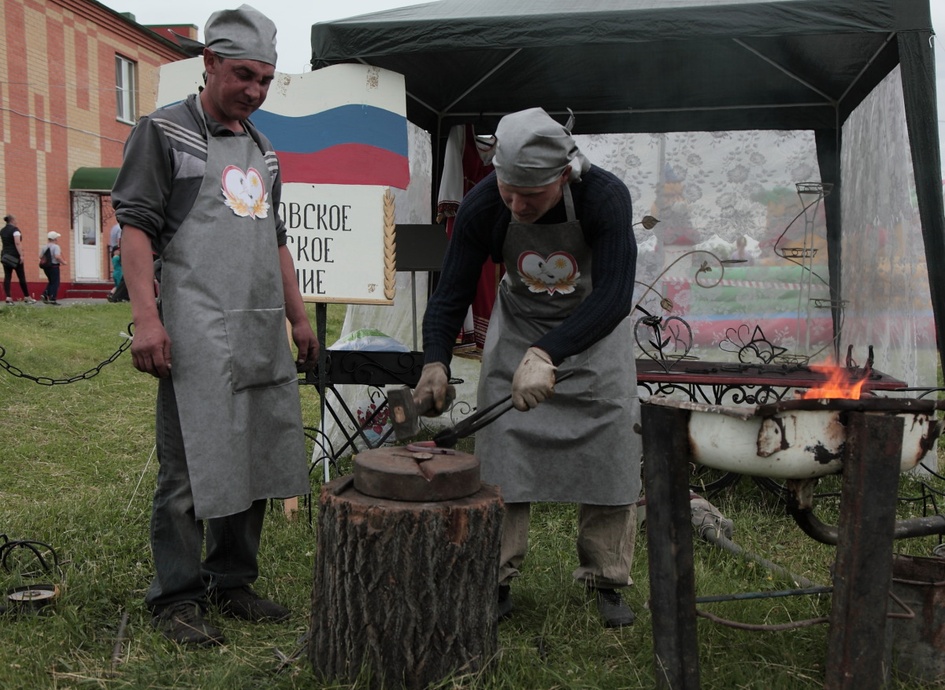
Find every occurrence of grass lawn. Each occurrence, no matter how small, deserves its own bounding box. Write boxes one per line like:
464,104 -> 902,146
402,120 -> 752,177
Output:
0,302 -> 943,688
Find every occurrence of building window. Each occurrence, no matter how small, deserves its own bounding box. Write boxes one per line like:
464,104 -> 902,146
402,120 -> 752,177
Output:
115,55 -> 137,124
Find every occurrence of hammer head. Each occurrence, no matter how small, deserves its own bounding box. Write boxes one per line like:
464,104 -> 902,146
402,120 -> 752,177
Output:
387,386 -> 420,441
387,385 -> 457,442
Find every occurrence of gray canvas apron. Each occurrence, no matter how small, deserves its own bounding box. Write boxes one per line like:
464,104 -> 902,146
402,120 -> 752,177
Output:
159,102 -> 309,519
476,186 -> 641,505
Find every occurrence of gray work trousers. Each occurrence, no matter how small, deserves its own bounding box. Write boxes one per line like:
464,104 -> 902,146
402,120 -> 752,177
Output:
499,502 -> 637,589
145,377 -> 266,612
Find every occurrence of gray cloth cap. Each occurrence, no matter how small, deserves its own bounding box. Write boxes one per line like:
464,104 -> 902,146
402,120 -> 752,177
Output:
492,107 -> 591,187
204,4 -> 277,66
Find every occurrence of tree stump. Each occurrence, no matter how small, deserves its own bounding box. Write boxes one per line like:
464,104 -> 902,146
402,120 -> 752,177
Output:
310,471 -> 504,689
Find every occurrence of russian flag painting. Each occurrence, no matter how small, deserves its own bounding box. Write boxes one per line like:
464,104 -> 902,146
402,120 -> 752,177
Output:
156,61 -> 410,189
252,104 -> 408,187
253,64 -> 410,189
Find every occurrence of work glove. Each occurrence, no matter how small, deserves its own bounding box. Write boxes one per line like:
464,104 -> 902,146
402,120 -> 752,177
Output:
511,347 -> 557,411
413,362 -> 451,417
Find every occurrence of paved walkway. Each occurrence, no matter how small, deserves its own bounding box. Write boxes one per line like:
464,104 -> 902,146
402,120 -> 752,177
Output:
2,297 -> 119,307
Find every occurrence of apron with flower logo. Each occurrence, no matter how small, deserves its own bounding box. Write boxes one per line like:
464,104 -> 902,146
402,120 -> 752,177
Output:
159,101 -> 309,519
476,186 -> 641,505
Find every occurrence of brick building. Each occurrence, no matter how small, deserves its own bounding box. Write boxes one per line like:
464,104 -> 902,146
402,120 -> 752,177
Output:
0,0 -> 191,298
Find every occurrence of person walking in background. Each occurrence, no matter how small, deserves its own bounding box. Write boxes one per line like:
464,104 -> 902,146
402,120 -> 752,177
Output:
39,231 -> 66,305
107,246 -> 124,302
108,221 -> 122,257
1,214 -> 37,305
112,4 -> 318,648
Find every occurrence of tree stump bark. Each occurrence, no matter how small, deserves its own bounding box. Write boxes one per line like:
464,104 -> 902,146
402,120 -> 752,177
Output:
310,475 -> 504,689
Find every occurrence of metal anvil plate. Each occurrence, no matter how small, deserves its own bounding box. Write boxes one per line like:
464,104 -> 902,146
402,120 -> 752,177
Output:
353,446 -> 480,502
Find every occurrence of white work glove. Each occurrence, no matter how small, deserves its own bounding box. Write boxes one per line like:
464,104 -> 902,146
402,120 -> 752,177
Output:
412,362 -> 450,417
511,347 -> 557,411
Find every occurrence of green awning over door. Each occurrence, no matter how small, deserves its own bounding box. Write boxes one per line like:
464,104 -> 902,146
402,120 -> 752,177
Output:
69,167 -> 120,192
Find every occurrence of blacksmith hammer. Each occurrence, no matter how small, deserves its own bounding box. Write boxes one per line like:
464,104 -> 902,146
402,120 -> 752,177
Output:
388,384 -> 456,442
388,383 -> 508,448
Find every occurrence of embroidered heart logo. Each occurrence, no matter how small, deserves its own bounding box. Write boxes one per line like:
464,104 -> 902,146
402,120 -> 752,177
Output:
517,250 -> 580,295
221,165 -> 269,219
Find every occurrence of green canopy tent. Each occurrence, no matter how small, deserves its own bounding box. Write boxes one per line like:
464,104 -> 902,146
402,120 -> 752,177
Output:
311,0 -> 945,374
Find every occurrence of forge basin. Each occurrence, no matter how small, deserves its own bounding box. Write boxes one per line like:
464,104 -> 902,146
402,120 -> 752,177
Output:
648,396 -> 943,480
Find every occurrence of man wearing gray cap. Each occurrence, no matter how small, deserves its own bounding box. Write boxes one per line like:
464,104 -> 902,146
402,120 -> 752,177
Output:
416,108 -> 641,628
112,5 -> 317,646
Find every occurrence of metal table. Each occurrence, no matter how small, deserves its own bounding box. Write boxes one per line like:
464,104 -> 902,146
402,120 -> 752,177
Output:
635,359 -> 907,405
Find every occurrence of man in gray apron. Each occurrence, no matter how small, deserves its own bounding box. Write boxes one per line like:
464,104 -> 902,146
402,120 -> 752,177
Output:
416,108 -> 641,628
112,5 -> 316,646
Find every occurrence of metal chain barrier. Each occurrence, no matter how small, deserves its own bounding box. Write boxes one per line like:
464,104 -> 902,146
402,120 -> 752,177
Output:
0,323 -> 133,385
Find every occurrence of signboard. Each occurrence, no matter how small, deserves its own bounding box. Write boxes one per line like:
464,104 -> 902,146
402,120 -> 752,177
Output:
156,59 -> 408,304
281,184 -> 395,303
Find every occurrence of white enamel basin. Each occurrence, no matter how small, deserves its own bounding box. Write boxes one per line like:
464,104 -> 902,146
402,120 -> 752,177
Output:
648,396 -> 942,480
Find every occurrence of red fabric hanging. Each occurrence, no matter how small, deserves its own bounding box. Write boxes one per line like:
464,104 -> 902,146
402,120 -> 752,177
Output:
437,124 -> 504,352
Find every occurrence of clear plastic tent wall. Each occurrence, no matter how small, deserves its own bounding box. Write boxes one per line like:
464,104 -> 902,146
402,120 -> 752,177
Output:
571,76 -> 933,387
840,67 -> 935,388
578,128 -> 831,367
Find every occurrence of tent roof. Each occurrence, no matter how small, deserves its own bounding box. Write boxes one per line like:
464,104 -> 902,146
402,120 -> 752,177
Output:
311,0 -> 933,135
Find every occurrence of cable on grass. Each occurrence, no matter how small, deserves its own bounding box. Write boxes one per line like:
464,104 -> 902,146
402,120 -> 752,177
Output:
0,534 -> 59,577
696,607 -> 829,631
695,587 -> 916,631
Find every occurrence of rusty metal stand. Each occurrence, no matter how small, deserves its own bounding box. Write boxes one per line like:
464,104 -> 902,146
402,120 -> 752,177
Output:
642,402 -> 906,689
641,401 -> 701,689
825,412 -> 903,690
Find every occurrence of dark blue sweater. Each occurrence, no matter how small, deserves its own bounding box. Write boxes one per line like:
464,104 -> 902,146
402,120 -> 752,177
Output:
422,166 -> 638,369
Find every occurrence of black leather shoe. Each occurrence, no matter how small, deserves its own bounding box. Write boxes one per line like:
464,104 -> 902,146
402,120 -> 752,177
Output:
152,601 -> 225,646
497,584 -> 513,621
593,587 -> 635,628
210,585 -> 290,622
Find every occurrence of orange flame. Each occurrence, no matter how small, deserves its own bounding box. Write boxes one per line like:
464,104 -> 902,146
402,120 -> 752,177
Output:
801,363 -> 866,400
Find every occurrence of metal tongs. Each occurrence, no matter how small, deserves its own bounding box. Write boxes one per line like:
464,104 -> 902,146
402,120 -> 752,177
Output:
431,371 -> 574,448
